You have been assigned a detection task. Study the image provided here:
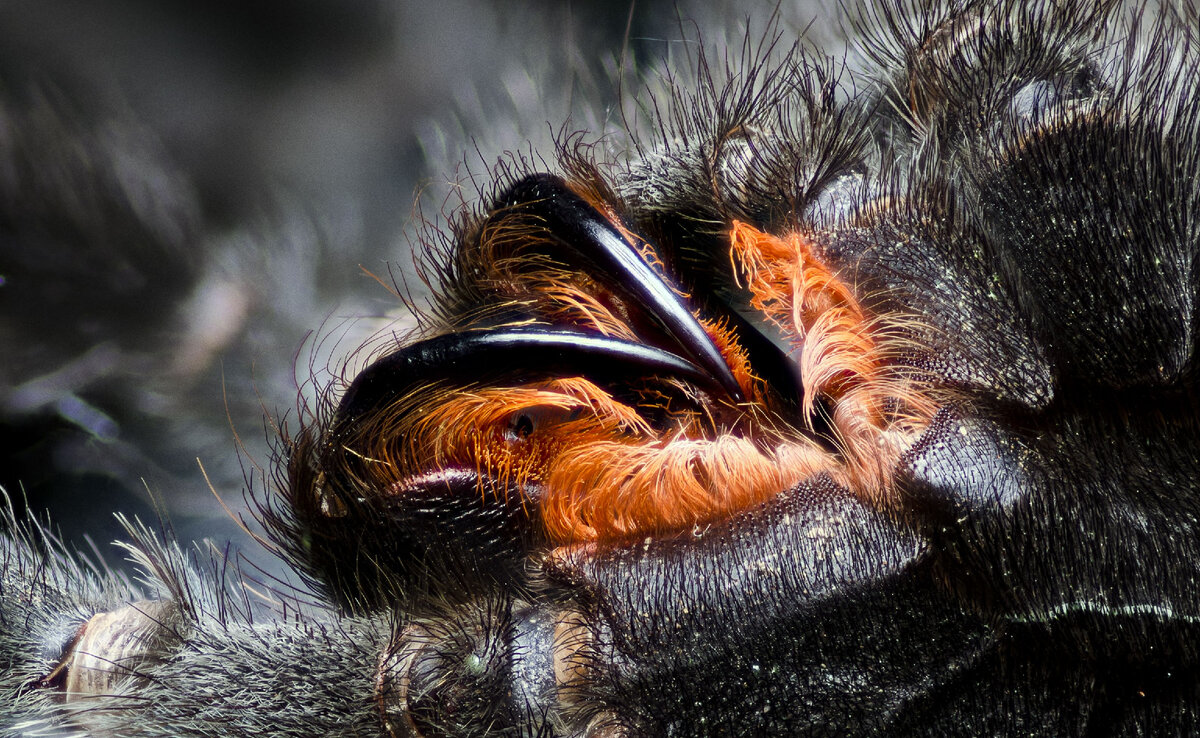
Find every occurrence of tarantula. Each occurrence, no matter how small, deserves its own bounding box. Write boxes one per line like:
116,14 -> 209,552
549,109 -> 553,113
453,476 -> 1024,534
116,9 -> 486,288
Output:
4,0 -> 1200,735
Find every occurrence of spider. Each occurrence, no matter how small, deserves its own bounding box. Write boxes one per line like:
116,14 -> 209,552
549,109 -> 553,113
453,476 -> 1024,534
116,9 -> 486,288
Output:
3,0 -> 1199,735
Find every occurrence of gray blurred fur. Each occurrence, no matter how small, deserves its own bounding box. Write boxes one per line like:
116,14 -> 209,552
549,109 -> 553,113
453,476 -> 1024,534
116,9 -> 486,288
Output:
0,0 -> 768,554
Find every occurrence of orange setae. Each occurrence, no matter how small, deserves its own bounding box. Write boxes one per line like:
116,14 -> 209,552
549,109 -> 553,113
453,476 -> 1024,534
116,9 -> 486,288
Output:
328,220 -> 938,546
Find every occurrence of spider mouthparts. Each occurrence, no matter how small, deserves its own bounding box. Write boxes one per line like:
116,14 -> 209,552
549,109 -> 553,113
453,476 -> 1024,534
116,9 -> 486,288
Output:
335,327 -> 716,426
495,173 -> 745,403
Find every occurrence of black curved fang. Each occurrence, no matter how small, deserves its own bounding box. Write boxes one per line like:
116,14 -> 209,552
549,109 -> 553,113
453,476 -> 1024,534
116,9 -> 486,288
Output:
496,174 -> 745,402
718,306 -> 806,412
336,328 -> 716,423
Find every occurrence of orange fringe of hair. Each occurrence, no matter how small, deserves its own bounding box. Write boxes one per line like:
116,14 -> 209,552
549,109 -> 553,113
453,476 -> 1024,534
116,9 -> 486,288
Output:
341,219 -> 935,545
542,436 -> 831,541
728,220 -> 937,500
362,376 -> 833,542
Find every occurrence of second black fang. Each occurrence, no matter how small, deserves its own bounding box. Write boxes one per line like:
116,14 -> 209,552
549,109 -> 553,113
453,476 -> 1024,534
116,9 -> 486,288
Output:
335,328 -> 718,424
495,173 -> 746,403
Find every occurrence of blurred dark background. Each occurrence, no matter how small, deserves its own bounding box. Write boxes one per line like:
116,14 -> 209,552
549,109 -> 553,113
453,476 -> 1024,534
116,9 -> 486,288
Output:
0,0 -> 822,574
